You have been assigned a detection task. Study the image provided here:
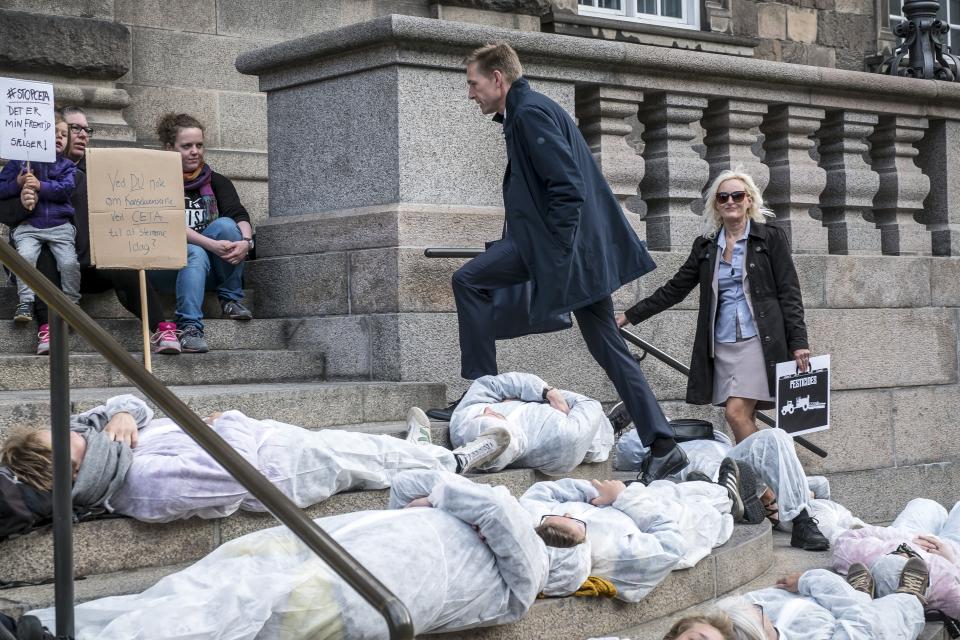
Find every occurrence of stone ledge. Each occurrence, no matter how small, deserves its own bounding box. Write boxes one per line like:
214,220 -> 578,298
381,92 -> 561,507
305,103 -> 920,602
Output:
0,9 -> 130,79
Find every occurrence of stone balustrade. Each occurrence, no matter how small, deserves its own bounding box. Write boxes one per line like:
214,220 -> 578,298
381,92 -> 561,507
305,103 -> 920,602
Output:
238,14 -> 960,257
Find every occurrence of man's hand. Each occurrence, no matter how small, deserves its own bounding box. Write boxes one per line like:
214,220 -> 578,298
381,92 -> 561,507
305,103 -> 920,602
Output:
104,412 -> 139,448
221,240 -> 250,265
615,312 -> 630,328
546,388 -> 570,415
404,497 -> 433,509
776,572 -> 801,592
590,479 -> 626,506
914,534 -> 956,563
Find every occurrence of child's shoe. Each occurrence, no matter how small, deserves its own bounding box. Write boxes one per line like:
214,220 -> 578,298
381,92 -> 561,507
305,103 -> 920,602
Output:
150,322 -> 182,355
13,302 -> 32,323
36,324 -> 49,356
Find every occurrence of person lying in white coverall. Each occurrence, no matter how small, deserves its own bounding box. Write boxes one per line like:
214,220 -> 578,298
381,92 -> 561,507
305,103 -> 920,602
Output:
22,470 -> 590,639
616,424 -> 833,551
520,477 -> 734,602
420,371 -> 614,475
0,395 -> 510,523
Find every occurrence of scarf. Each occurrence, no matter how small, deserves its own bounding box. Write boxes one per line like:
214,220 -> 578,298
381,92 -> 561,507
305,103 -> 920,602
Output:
538,576 -> 617,599
71,428 -> 133,512
183,162 -> 218,220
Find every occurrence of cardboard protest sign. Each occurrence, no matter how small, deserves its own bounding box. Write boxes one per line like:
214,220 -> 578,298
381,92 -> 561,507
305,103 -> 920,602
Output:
86,148 -> 186,269
775,354 -> 830,437
0,77 -> 56,163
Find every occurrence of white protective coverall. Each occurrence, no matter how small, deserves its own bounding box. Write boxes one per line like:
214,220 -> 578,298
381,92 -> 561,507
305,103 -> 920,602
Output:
94,396 -> 456,522
520,478 -> 733,602
31,471 -> 580,639
449,372 -> 614,475
616,426 -> 830,524
743,569 -> 926,640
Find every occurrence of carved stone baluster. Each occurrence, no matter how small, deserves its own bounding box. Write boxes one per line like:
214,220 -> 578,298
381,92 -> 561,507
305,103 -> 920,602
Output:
759,105 -> 828,253
869,115 -> 931,255
637,92 -> 710,251
916,119 -> 960,256
576,86 -> 644,215
817,111 -> 882,255
702,98 -> 769,192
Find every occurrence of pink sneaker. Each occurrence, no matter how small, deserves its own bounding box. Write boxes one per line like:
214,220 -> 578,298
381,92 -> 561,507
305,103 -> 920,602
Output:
151,322 -> 182,355
36,324 -> 50,356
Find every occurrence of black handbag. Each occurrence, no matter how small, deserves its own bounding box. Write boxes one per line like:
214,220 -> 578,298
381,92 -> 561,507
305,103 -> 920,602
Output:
669,418 -> 714,443
487,239 -> 573,340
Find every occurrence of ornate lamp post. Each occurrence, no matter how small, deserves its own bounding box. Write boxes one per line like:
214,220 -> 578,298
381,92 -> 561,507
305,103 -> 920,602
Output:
881,0 -> 960,80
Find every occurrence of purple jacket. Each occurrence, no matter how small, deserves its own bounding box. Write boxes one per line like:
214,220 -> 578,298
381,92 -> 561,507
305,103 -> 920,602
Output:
0,157 -> 77,229
833,525 -> 960,617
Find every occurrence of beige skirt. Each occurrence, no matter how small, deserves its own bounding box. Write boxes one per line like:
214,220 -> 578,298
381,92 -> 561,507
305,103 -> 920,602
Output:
712,335 -> 775,409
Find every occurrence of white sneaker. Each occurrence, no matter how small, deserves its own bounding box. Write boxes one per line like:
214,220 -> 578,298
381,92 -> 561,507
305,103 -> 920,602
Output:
453,427 -> 510,474
406,407 -> 432,445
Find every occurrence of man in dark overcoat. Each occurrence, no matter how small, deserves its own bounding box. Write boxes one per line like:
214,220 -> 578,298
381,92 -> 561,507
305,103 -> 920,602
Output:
432,42 -> 688,483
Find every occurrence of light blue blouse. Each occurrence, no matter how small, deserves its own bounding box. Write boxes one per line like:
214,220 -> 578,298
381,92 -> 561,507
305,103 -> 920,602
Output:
715,221 -> 758,343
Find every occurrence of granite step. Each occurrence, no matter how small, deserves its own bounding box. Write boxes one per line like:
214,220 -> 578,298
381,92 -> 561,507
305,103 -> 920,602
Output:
0,349 -> 325,391
0,381 -> 447,438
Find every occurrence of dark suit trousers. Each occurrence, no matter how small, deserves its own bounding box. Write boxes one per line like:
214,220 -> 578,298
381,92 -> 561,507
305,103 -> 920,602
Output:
452,238 -> 673,446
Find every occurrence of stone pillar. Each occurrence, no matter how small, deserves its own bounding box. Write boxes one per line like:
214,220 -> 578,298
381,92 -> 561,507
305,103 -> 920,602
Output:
575,86 -> 644,214
869,116 -> 932,255
817,111 -> 882,255
702,98 -> 769,192
759,104 -> 828,253
915,119 -> 960,256
637,92 -> 710,250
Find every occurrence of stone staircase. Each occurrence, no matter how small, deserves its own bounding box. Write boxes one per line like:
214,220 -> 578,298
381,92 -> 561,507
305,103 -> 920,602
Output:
0,280 -> 949,639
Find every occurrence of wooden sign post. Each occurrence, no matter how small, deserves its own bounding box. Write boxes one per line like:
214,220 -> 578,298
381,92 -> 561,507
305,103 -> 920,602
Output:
86,148 -> 186,372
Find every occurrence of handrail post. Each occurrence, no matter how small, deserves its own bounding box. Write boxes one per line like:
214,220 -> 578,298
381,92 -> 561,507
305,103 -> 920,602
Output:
49,311 -> 74,639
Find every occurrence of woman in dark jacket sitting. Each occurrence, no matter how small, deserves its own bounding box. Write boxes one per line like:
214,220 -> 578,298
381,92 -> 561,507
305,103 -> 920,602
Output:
149,113 -> 254,354
617,169 -> 811,443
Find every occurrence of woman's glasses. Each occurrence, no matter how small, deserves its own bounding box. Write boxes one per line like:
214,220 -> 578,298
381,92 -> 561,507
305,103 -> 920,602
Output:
715,191 -> 747,203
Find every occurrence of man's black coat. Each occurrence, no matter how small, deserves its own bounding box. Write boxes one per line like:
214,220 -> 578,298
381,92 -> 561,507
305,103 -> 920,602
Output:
498,78 -> 656,324
624,222 -> 809,404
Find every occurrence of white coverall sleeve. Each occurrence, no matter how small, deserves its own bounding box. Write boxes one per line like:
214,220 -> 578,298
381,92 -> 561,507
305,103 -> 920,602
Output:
71,395 -> 154,433
520,479 -> 599,507
457,373 -> 550,409
387,469 -> 462,509
797,569 -> 926,640
428,476 -> 549,614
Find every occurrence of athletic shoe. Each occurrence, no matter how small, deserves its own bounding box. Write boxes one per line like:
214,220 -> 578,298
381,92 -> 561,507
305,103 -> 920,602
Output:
179,326 -> 209,353
717,458 -> 744,522
221,299 -> 253,321
846,562 -> 875,598
790,516 -> 830,551
150,322 -> 182,355
736,463 -> 767,525
35,324 -> 49,356
895,557 -> 930,605
405,406 -> 432,445
13,302 -> 32,323
453,428 -> 510,474
606,401 -> 632,437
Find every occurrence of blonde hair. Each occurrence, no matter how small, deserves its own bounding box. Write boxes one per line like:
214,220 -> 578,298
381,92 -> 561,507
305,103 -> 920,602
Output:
663,612 -> 736,640
1,427 -> 53,492
702,169 -> 774,239
717,597 -> 768,640
535,521 -> 584,549
464,42 -> 523,83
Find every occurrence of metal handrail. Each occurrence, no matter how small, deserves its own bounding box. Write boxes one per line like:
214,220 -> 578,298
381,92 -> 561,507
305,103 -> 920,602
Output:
0,240 -> 414,640
423,246 -> 827,458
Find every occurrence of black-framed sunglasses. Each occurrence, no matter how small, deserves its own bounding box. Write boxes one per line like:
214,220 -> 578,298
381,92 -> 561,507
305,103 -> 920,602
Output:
755,603 -> 780,639
68,123 -> 94,136
540,514 -> 587,534
715,190 -> 747,203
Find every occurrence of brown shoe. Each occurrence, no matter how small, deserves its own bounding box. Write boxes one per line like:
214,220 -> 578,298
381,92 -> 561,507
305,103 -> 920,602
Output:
895,556 -> 930,605
846,562 -> 875,598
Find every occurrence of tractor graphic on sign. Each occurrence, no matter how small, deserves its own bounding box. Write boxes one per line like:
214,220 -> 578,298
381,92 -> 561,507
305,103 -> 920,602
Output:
780,394 -> 827,416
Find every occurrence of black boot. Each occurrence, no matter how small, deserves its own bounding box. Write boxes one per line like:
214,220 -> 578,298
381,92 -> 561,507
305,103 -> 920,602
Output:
790,514 -> 830,551
426,391 -> 466,422
639,445 -> 688,484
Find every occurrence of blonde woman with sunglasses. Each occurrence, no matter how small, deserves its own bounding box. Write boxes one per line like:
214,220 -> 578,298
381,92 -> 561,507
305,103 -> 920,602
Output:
616,170 -> 826,549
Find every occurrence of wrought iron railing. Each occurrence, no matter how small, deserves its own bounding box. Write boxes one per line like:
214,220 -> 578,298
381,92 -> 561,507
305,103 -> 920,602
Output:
0,239 -> 414,640
423,247 -> 827,459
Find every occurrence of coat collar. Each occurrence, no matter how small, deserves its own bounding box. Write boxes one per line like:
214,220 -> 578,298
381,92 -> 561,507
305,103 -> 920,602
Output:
492,77 -> 530,128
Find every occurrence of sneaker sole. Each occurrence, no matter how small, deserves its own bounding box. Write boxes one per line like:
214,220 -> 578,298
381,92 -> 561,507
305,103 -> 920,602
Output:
181,345 -> 209,353
152,346 -> 183,355
791,537 -> 830,551
13,315 -> 32,323
718,458 -> 745,522
224,315 -> 253,321
736,464 -> 767,525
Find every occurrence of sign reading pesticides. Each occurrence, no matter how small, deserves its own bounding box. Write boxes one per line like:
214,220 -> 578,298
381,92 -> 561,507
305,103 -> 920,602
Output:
775,354 -> 830,437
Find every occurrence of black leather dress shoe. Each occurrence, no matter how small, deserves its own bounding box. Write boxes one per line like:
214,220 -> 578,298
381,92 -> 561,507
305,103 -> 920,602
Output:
426,394 -> 464,422
639,445 -> 689,484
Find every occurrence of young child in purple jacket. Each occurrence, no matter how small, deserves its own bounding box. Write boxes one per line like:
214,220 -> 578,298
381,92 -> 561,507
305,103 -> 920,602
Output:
0,118 -> 80,323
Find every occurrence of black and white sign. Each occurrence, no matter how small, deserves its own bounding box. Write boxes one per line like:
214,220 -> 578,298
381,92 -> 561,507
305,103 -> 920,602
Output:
0,77 -> 55,163
775,354 -> 830,437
